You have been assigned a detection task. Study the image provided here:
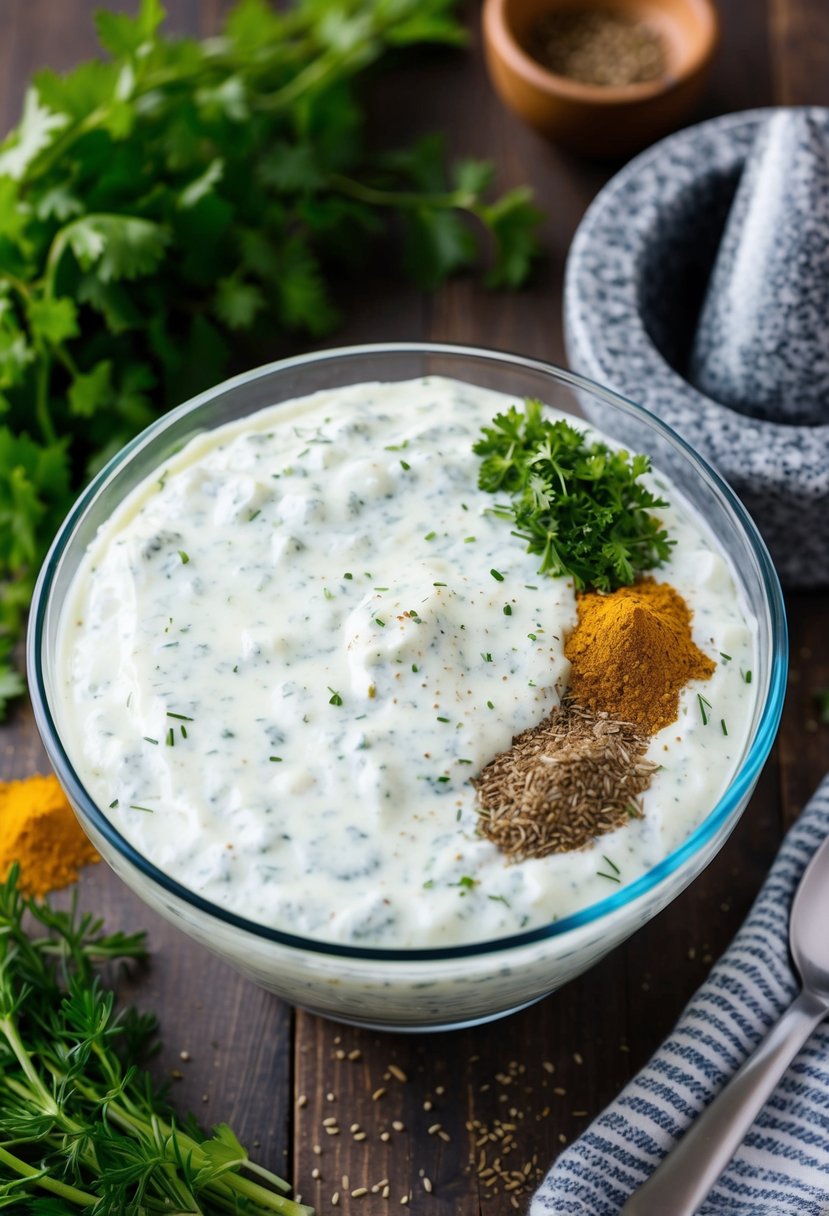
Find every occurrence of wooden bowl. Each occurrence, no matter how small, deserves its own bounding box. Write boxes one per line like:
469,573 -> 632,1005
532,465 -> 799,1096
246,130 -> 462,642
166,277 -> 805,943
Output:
482,0 -> 719,157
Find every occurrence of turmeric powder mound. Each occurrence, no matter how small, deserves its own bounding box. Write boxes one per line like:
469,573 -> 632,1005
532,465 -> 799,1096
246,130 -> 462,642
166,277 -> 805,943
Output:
565,577 -> 715,736
0,774 -> 100,897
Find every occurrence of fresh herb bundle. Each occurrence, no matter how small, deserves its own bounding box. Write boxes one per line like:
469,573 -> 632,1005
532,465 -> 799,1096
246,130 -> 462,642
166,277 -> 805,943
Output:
0,865 -> 310,1214
474,399 -> 674,591
0,0 -> 543,715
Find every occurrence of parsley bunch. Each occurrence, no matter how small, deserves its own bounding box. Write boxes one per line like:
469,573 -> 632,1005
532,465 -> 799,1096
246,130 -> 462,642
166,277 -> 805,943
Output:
0,865 -> 310,1214
0,0 -> 543,715
474,399 -> 674,591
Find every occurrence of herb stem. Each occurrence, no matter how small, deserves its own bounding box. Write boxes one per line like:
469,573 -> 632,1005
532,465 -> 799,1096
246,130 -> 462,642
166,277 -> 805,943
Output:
0,1144 -> 97,1206
331,172 -> 476,213
0,1014 -> 57,1114
33,350 -> 56,445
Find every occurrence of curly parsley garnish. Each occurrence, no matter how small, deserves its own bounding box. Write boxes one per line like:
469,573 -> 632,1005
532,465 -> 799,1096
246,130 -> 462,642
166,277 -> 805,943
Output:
474,400 -> 674,591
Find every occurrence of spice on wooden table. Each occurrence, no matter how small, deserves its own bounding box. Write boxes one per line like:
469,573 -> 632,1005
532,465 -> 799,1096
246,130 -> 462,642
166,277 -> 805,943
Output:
565,577 -> 715,735
525,9 -> 667,87
0,773 -> 99,896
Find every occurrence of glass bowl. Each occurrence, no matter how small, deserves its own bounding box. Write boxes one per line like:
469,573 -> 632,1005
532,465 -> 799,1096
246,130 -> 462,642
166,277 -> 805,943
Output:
28,344 -> 787,1032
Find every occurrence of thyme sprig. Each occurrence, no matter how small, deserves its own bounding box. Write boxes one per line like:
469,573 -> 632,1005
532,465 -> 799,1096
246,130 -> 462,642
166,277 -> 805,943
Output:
0,866 -> 310,1214
474,400 -> 674,591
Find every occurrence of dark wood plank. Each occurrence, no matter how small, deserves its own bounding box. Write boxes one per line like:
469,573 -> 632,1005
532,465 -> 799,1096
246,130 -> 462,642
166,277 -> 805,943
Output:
771,0 -> 829,105
700,0 -> 776,118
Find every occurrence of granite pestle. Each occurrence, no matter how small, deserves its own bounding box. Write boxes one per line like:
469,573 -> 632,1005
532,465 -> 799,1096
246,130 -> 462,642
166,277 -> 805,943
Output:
689,110 -> 829,426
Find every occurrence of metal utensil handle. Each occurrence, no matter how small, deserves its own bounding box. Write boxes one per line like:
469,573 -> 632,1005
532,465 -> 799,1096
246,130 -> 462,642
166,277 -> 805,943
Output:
621,989 -> 828,1216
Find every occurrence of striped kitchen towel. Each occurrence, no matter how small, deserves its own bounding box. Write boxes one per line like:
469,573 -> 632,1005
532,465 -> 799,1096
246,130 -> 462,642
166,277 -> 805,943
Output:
531,773 -> 829,1216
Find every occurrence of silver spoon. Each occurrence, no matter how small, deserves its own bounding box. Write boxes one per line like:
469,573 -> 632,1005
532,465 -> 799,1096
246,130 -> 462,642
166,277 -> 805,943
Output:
622,829 -> 829,1216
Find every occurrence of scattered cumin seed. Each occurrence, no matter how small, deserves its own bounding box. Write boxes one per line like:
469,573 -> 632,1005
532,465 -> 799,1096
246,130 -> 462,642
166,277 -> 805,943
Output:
422,1177 -> 433,1194
372,1087 -> 387,1101
388,1064 -> 408,1083
352,1187 -> 368,1198
297,1094 -> 308,1108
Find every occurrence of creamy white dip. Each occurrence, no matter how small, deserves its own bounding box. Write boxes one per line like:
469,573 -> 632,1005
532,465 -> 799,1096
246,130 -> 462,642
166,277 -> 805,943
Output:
57,378 -> 757,948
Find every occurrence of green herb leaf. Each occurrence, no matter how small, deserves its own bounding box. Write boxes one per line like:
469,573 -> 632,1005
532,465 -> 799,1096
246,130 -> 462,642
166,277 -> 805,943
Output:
68,359 -> 113,418
474,400 -> 674,591
26,296 -> 79,346
0,0 -> 544,701
0,866 -> 309,1213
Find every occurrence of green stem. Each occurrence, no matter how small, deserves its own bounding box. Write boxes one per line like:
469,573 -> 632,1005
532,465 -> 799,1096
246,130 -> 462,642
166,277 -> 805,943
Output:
33,349 -> 56,445
330,172 -> 474,212
2,272 -> 33,303
73,1084 -> 309,1214
0,1017 -> 57,1115
0,1144 -> 96,1207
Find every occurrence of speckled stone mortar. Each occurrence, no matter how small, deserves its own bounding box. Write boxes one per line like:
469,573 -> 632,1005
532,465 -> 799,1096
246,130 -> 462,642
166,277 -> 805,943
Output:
564,107 -> 829,587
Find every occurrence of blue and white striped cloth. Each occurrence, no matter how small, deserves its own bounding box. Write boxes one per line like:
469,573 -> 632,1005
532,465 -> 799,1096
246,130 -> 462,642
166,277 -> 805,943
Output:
532,774 -> 829,1216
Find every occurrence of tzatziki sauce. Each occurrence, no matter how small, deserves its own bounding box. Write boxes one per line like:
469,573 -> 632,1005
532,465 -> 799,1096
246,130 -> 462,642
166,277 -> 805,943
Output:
56,378 -> 758,948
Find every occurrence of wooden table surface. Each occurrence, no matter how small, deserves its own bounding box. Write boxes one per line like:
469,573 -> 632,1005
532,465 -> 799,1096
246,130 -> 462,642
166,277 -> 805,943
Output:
3,2 -> 829,1213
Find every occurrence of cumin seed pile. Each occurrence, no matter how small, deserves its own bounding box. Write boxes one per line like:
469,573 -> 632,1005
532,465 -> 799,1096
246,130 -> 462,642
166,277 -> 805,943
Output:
473,701 -> 658,860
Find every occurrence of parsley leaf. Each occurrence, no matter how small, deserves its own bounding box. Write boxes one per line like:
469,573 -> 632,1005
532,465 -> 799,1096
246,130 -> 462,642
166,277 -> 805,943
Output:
474,400 -> 675,591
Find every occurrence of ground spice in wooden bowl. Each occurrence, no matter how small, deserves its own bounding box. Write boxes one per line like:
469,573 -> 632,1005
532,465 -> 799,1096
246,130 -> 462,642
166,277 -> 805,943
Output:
525,9 -> 667,88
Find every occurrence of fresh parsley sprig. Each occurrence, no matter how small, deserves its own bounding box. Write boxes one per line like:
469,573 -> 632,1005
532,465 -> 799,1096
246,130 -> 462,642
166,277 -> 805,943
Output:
0,865 -> 310,1214
0,0 -> 543,716
474,399 -> 674,591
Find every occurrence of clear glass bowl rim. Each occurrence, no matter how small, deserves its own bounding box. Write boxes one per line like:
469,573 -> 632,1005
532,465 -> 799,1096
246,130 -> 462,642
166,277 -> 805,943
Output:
28,341 -> 788,964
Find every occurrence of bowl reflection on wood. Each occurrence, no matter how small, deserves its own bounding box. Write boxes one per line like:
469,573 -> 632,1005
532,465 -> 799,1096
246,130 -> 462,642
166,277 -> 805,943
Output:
565,107 -> 829,587
27,345 -> 786,1031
